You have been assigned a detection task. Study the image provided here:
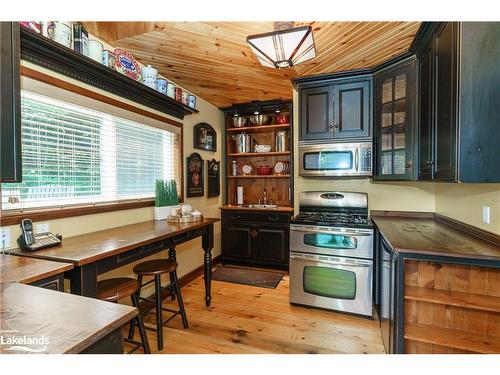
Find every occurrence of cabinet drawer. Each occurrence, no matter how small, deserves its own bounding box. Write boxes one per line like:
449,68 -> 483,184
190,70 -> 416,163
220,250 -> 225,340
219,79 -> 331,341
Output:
222,210 -> 290,224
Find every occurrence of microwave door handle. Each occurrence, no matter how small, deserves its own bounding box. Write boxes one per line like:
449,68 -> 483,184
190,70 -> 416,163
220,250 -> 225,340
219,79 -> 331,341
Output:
355,148 -> 359,172
290,254 -> 371,267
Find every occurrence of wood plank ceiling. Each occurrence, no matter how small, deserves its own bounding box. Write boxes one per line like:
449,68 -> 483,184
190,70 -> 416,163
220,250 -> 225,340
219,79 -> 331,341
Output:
83,22 -> 421,108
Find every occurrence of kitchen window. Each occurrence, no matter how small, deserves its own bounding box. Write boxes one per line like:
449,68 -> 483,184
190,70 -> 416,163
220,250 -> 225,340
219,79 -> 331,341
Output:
1,76 -> 182,215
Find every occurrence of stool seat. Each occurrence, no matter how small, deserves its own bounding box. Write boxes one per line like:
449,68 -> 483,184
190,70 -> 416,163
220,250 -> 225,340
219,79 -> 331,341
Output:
133,259 -> 178,276
97,277 -> 139,302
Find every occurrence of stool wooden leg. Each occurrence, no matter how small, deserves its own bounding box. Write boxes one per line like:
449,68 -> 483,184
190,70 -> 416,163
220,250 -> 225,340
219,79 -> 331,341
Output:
127,275 -> 142,341
172,270 -> 189,329
168,248 -> 177,301
131,293 -> 150,354
154,275 -> 164,351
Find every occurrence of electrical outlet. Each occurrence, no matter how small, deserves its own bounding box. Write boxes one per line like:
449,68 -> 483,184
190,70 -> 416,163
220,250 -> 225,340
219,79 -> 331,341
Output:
37,223 -> 50,233
482,206 -> 490,224
1,228 -> 11,249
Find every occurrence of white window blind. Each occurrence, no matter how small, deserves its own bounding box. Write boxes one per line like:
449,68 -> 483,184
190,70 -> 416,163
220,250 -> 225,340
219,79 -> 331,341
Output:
2,90 -> 181,211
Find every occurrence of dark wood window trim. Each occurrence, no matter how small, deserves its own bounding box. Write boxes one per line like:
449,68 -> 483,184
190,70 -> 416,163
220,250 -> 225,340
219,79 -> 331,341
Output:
1,199 -> 154,226
2,67 -> 185,226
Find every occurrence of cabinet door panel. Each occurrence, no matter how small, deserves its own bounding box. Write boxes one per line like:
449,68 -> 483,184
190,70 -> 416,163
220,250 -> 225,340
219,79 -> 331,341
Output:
0,22 -> 22,182
300,85 -> 334,141
255,227 -> 288,263
434,22 -> 458,181
333,80 -> 370,139
418,47 -> 434,180
225,225 -> 253,258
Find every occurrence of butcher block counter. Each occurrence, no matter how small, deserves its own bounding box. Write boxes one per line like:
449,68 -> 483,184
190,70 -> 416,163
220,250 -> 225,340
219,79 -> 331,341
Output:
371,211 -> 500,355
371,211 -> 500,261
0,283 -> 137,354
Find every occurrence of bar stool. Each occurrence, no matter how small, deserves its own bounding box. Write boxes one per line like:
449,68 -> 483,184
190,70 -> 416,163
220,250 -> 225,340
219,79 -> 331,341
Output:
129,258 -> 188,351
97,277 -> 151,354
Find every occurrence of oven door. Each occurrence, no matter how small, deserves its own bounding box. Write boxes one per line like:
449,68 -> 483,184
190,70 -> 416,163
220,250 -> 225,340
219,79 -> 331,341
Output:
289,252 -> 373,317
290,225 -> 373,259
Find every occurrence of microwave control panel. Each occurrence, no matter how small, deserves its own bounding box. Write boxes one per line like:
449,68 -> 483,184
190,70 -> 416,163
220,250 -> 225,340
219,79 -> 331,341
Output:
360,148 -> 372,172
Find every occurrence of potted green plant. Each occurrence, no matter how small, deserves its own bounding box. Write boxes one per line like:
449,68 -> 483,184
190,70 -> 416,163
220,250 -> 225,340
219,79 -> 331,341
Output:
154,179 -> 180,220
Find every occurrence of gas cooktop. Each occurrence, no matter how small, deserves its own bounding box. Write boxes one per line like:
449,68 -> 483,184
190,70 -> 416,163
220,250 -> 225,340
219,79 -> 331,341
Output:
291,212 -> 372,228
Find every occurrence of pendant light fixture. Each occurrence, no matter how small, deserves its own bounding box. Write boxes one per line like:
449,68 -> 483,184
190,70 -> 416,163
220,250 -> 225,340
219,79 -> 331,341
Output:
246,22 -> 316,69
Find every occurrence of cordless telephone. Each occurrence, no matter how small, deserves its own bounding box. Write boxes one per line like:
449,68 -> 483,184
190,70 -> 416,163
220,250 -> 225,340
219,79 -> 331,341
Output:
17,219 -> 61,251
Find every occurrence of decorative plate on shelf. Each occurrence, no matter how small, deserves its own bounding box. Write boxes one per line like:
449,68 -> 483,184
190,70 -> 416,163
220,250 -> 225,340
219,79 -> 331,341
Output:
113,48 -> 142,81
240,162 -> 253,175
274,161 -> 285,175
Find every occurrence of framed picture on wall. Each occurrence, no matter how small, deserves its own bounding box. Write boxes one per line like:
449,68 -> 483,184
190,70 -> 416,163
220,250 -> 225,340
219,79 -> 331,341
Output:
206,159 -> 220,197
193,122 -> 216,152
186,152 -> 204,197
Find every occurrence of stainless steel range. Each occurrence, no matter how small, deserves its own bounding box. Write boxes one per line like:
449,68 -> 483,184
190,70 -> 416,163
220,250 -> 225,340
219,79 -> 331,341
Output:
289,191 -> 374,317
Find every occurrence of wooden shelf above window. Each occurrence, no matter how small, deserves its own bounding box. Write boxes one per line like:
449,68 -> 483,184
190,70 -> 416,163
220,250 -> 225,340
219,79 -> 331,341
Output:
20,27 -> 197,120
404,286 -> 500,313
226,124 -> 290,134
227,151 -> 290,157
405,324 -> 500,354
228,175 -> 290,179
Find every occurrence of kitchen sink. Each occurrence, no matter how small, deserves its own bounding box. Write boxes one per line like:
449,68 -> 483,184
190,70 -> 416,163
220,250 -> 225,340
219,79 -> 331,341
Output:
239,204 -> 278,209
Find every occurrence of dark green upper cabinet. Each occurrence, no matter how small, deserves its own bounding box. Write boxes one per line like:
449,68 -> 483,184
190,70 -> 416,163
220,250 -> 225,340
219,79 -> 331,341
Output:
374,57 -> 416,180
298,75 -> 371,142
414,22 -> 500,183
0,22 -> 22,183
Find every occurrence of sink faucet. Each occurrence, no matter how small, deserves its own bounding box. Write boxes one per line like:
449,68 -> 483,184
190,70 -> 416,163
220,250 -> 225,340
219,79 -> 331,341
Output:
262,189 -> 268,205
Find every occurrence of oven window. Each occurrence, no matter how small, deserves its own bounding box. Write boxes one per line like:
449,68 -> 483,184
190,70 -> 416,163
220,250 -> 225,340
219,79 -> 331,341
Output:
303,266 -> 356,299
303,233 -> 357,249
303,151 -> 353,170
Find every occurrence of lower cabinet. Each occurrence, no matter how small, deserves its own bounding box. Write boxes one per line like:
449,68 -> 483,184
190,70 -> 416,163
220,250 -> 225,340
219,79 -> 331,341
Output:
222,210 -> 291,269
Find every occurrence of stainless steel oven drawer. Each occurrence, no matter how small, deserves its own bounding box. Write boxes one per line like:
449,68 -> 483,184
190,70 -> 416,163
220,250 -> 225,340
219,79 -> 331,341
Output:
289,252 -> 373,317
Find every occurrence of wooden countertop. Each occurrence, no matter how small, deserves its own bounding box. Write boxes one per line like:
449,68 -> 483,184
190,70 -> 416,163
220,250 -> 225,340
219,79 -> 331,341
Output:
220,205 -> 294,213
371,211 -> 500,261
9,218 -> 219,266
0,254 -> 73,284
0,283 -> 137,354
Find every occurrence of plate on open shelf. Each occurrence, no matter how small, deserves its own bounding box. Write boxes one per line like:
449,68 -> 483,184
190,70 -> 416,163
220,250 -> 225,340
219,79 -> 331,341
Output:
240,162 -> 253,175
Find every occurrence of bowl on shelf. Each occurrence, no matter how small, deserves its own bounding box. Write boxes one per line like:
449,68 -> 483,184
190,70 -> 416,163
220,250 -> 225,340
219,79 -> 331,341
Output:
276,114 -> 289,124
256,166 -> 273,175
232,117 -> 248,128
254,144 -> 272,153
249,114 -> 272,126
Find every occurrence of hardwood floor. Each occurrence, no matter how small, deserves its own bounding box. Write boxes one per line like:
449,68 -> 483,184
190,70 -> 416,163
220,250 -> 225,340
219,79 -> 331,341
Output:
125,273 -> 386,354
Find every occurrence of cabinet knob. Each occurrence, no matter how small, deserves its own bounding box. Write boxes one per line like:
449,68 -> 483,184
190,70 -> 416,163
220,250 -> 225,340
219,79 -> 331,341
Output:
334,121 -> 339,129
268,216 -> 280,222
230,215 -> 241,220
426,160 -> 435,165
250,229 -> 258,238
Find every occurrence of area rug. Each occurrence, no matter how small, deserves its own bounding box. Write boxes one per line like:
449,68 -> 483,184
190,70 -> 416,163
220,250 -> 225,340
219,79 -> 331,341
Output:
211,266 -> 285,289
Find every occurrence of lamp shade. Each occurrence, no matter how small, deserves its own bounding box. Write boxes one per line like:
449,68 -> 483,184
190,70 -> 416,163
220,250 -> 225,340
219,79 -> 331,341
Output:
246,25 -> 316,69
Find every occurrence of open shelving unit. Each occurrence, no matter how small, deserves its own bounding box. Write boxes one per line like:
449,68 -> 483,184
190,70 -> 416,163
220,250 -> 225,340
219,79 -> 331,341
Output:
403,260 -> 500,354
223,100 -> 293,207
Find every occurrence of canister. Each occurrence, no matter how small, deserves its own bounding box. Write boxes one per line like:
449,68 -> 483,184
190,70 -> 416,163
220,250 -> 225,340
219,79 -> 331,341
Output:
167,82 -> 176,98
188,95 -> 197,109
156,79 -> 168,94
88,39 -> 103,63
182,92 -> 189,105
102,50 -> 117,69
53,22 -> 72,48
142,65 -> 158,89
73,23 -> 89,56
175,87 -> 183,102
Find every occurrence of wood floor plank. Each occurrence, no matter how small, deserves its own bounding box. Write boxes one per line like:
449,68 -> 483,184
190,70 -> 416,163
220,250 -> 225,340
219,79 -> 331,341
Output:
126,274 -> 385,354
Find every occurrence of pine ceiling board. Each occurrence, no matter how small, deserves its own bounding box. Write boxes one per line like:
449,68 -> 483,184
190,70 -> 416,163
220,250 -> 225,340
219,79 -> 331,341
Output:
85,21 -> 420,107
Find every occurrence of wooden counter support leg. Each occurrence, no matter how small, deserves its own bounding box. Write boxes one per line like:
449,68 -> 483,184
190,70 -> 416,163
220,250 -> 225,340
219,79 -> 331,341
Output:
168,247 -> 176,301
67,264 -> 98,297
202,224 -> 214,307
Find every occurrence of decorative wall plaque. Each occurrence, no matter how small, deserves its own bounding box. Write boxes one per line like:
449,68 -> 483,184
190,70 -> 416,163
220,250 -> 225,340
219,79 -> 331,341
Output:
193,122 -> 216,152
186,152 -> 204,197
207,159 -> 220,197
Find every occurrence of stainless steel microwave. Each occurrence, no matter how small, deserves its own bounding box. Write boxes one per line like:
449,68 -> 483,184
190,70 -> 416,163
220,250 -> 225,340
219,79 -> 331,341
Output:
299,142 -> 373,177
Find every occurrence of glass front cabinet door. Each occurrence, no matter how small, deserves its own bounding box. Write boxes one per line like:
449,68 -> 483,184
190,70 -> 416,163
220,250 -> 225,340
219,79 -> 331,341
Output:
374,58 -> 416,180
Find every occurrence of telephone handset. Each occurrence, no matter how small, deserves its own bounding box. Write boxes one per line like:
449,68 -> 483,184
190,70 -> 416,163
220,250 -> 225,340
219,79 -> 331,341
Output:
17,219 -> 62,251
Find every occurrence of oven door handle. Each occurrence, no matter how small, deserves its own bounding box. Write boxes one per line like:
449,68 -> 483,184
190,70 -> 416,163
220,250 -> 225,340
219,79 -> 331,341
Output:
290,227 -> 372,236
290,254 -> 372,267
